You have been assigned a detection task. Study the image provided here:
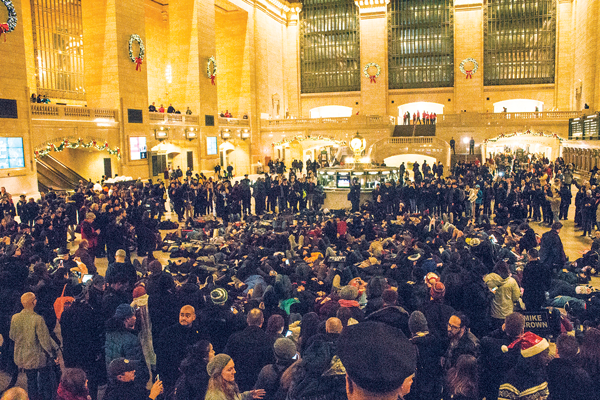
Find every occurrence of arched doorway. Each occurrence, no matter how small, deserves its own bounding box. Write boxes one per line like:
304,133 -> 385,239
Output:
483,131 -> 564,160
309,106 -> 353,118
493,99 -> 544,113
219,141 -> 235,169
398,102 -> 445,119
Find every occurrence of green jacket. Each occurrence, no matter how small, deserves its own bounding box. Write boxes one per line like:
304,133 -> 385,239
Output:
9,309 -> 59,369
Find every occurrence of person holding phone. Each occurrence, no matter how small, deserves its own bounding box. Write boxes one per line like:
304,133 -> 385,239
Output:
104,358 -> 163,400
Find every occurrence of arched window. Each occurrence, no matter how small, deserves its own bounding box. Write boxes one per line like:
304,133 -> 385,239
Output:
300,0 -> 360,93
484,0 -> 556,85
31,0 -> 85,100
388,0 -> 454,89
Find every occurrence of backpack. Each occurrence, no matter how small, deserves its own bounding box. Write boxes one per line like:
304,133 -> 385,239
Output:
54,284 -> 75,321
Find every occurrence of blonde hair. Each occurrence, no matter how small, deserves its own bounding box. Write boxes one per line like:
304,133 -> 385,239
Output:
206,376 -> 239,400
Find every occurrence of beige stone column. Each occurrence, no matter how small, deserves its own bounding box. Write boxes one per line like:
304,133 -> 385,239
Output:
0,0 -> 38,195
284,7 -> 301,118
82,0 -> 150,178
453,0 -> 484,112
169,0 -> 219,172
359,4 -> 388,116
555,0 -> 573,111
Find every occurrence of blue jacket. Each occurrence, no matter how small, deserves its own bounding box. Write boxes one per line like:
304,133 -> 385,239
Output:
105,317 -> 149,384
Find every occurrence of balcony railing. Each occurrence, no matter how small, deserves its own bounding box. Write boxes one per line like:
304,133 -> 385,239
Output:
149,112 -> 199,125
219,117 -> 250,127
264,115 -> 395,128
485,111 -> 580,120
31,104 -> 118,121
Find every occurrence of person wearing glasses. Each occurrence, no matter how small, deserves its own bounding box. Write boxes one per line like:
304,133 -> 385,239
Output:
442,312 -> 480,372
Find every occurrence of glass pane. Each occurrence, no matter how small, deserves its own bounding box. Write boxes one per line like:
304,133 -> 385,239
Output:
300,0 -> 360,93
388,0 -> 454,89
484,0 -> 556,85
30,0 -> 85,100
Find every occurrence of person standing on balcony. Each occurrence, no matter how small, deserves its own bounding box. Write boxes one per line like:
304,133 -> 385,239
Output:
167,104 -> 175,113
148,102 -> 157,112
450,137 -> 456,154
158,104 -> 165,113
412,112 -> 416,125
469,137 -> 475,155
186,107 -> 192,115
416,110 -> 421,124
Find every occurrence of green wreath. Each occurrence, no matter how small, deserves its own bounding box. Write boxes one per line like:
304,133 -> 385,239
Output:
207,56 -> 217,84
459,57 -> 478,79
363,62 -> 381,83
128,34 -> 145,70
0,0 -> 17,39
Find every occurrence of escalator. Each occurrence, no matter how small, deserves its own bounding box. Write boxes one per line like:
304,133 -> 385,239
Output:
36,155 -> 87,191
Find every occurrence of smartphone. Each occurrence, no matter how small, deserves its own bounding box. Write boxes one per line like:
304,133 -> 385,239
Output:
489,235 -> 498,245
285,330 -> 293,337
156,374 -> 160,382
292,353 -> 299,360
231,306 -> 236,312
82,274 -> 93,284
285,259 -> 290,265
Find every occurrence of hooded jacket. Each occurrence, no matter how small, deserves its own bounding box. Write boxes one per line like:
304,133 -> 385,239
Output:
484,273 -> 521,320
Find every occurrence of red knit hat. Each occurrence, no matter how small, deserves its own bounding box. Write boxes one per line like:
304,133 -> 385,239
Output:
430,281 -> 446,300
132,285 -> 146,299
502,331 -> 549,358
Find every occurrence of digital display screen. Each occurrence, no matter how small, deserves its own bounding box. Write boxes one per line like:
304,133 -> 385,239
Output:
207,137 -> 217,155
130,137 -> 147,160
337,175 -> 350,188
0,137 -> 24,169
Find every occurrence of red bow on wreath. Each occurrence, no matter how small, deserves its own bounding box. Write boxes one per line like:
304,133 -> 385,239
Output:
0,24 -> 9,42
135,57 -> 143,71
369,75 -> 376,83
210,75 -> 216,85
465,70 -> 473,79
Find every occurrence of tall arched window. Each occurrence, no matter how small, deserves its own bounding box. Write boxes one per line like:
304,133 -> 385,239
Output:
31,0 -> 85,100
388,0 -> 454,89
484,0 -> 556,85
300,0 -> 360,93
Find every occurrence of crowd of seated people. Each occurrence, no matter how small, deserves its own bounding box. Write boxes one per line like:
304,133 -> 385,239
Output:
3,154 -> 600,400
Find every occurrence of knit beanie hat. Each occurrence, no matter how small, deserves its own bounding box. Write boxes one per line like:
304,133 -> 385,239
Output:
408,311 -> 429,335
206,354 -> 232,377
114,304 -> 134,320
430,281 -> 446,300
211,288 -> 228,305
339,285 -> 359,300
274,338 -> 297,361
148,260 -> 163,274
132,286 -> 146,299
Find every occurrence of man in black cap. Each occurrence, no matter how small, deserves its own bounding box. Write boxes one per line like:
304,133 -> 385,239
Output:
337,321 -> 417,400
104,358 -> 163,400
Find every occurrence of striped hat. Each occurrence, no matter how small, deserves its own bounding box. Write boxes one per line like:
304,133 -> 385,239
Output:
210,288 -> 228,305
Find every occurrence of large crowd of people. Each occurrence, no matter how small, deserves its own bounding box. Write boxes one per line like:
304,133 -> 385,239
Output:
2,153 -> 600,400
